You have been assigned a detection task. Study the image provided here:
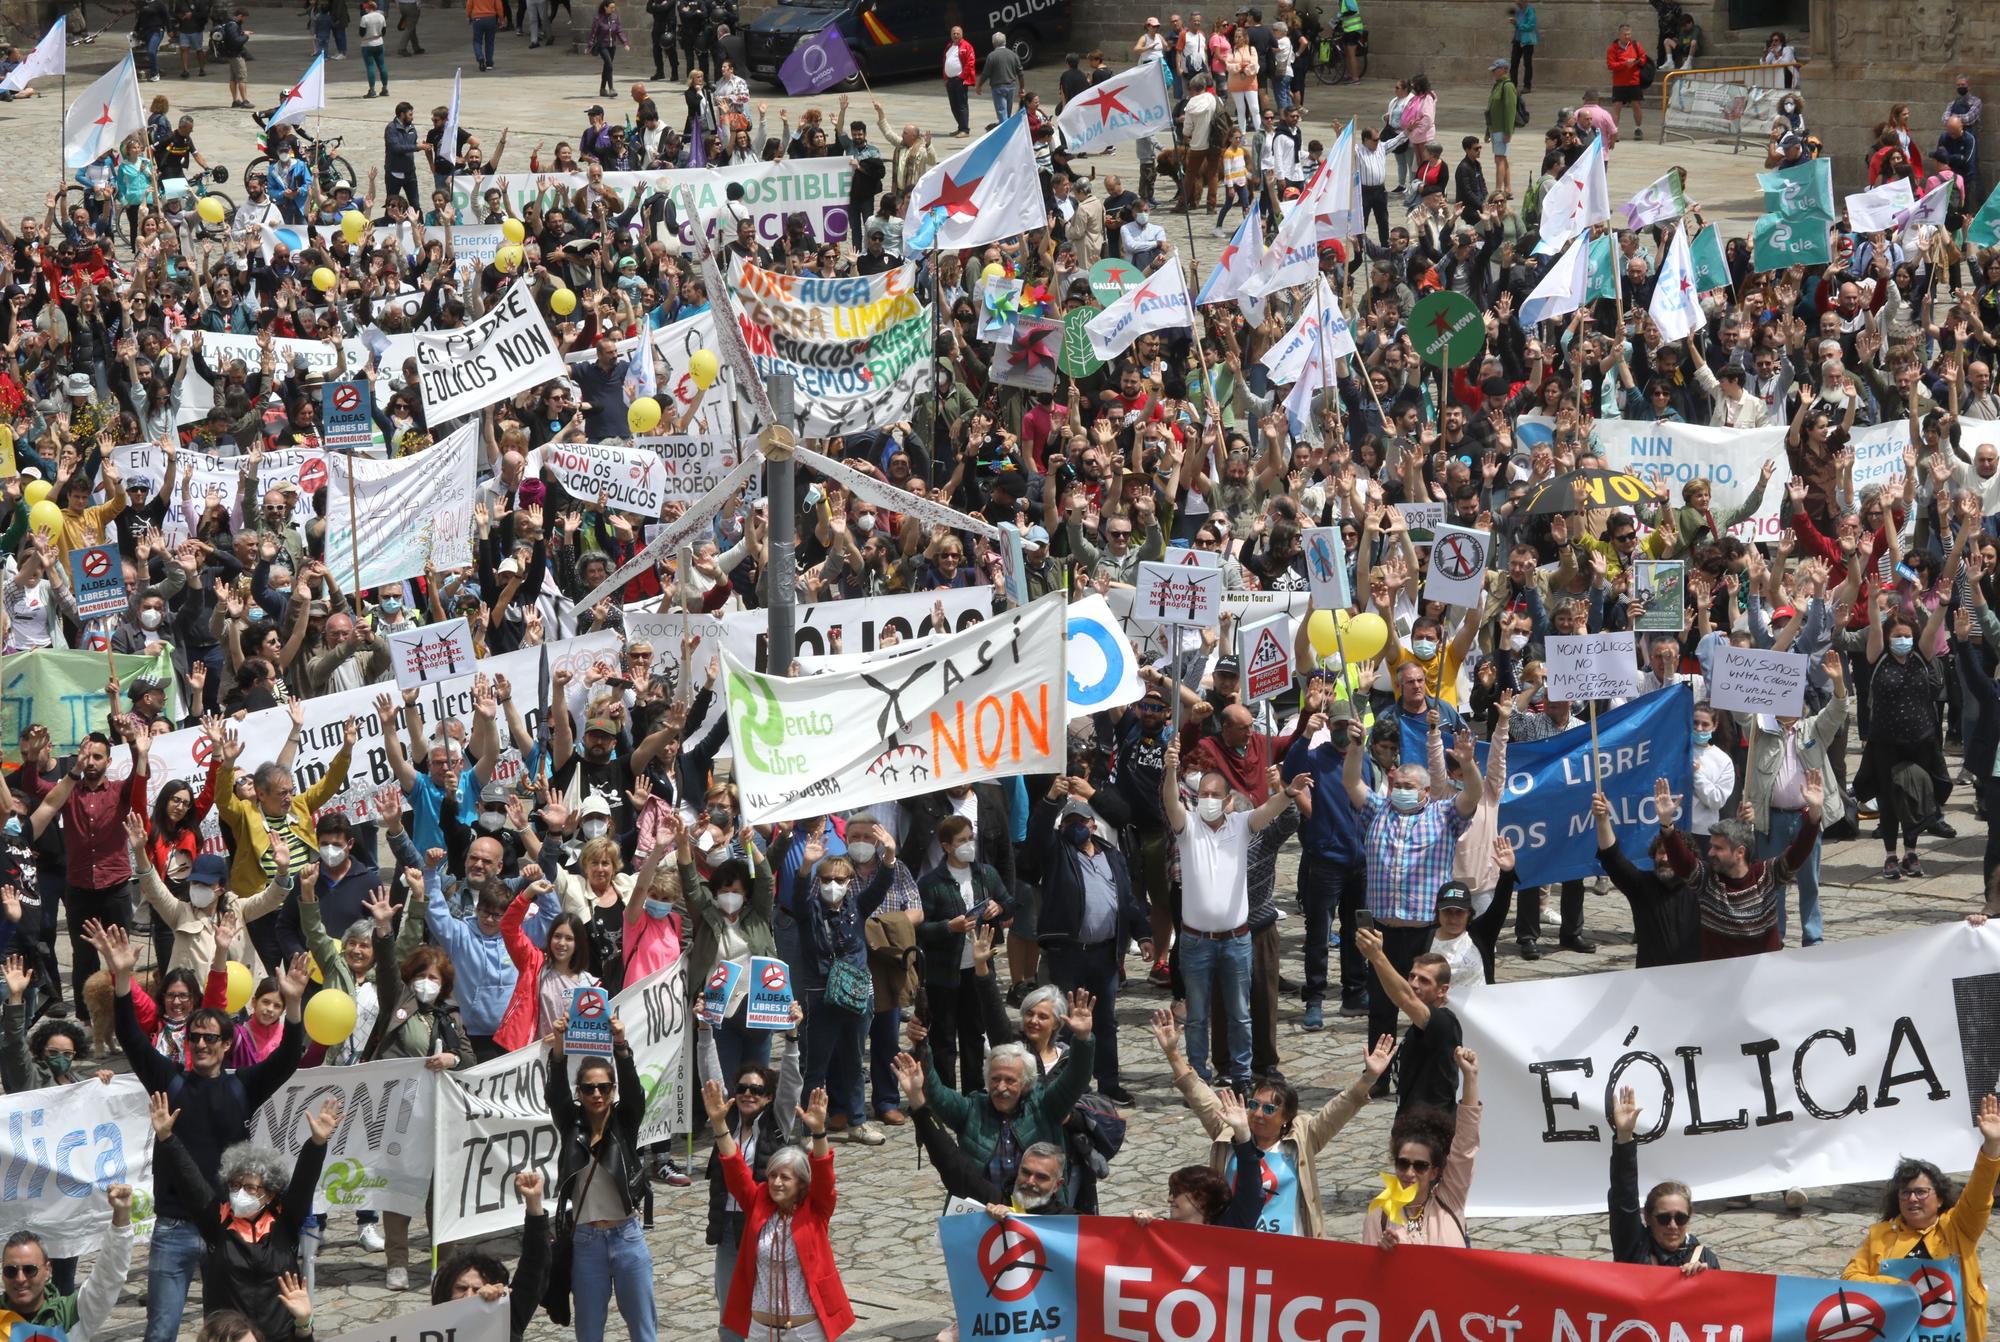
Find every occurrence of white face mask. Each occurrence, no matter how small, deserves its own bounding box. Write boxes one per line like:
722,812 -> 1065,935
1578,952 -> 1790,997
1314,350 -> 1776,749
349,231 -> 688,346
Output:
715,889 -> 745,915
1197,796 -> 1228,822
581,819 -> 609,840
319,843 -> 346,867
951,841 -> 978,865
818,880 -> 849,906
847,840 -> 877,865
856,512 -> 877,533
188,883 -> 217,909
139,608 -> 163,630
228,1189 -> 265,1219
1508,632 -> 1529,651
410,978 -> 441,1005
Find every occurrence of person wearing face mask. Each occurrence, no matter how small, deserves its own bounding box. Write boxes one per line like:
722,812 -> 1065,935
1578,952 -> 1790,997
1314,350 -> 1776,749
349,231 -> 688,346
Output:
682,825 -> 776,1092
791,840 -> 896,1147
839,816 -> 922,1128
128,820 -> 294,973
1854,588 -> 1957,880
423,844 -> 532,1061
149,1091 -> 337,1342
916,815 -> 1016,1094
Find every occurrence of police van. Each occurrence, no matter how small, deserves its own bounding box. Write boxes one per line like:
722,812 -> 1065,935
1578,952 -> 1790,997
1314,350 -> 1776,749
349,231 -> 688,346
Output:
744,0 -> 1074,88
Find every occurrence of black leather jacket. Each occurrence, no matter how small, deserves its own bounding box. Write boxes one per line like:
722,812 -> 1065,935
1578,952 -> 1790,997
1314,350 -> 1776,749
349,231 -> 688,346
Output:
547,1049 -> 648,1224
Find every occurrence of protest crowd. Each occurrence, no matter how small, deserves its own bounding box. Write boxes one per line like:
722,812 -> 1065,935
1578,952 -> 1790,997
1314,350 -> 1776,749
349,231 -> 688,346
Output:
3,1 -> 2000,1340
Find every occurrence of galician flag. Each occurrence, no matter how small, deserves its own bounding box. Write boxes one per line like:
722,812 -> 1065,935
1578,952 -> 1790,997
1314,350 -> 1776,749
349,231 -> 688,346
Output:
1533,136 -> 1610,255
269,53 -> 326,128
1055,59 -> 1171,155
1245,155 -> 1332,297
1282,339 -> 1329,438
63,54 -> 144,169
624,333 -> 658,404
901,113 -> 1046,253
1085,255 -> 1193,359
1262,277 -> 1356,383
1970,182 -> 2000,249
1,16 -> 65,94
1194,198 -> 1266,323
1648,226 -> 1706,343
1517,234 -> 1591,329
1617,169 -> 1688,230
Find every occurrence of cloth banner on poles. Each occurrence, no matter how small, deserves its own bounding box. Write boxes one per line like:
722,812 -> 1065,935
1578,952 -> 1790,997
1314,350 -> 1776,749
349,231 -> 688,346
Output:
535,440 -> 670,517
325,1296 -> 508,1342
0,1077 -> 153,1259
1459,920 -> 2000,1216
1595,420 -> 1789,542
735,304 -> 934,439
726,256 -> 920,341
1399,685 -> 1694,886
573,453 -> 763,613
414,282 -> 567,422
723,592 -> 1068,823
243,1058 -> 437,1216
938,1214 -> 1924,1342
432,960 -> 691,1244
323,422 -> 479,588
0,649 -> 180,760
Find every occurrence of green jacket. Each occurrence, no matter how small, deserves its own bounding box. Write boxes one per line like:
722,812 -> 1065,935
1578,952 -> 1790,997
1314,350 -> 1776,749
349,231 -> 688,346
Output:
1487,78 -> 1519,136
682,850 -> 777,1000
925,1032 -> 1095,1168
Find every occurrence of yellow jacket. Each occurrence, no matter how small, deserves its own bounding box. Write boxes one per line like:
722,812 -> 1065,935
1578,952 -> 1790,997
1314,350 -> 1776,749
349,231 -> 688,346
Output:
59,482 -> 127,553
1842,1149 -> 1997,1342
214,748 -> 354,899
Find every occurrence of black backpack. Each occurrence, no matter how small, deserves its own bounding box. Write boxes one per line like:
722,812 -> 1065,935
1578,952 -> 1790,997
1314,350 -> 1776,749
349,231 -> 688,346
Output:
1514,92 -> 1529,128
1639,54 -> 1657,89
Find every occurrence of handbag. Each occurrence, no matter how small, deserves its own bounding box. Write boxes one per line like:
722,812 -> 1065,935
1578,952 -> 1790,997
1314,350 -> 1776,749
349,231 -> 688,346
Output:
823,954 -> 873,1015
541,1159 -> 598,1326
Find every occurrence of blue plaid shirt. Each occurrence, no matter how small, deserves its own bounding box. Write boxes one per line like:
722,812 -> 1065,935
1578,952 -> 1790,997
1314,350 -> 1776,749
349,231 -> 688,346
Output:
1358,793 -> 1473,923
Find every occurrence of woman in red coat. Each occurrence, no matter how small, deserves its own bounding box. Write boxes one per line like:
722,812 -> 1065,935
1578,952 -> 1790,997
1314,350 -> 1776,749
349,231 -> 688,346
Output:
701,1077 -> 853,1341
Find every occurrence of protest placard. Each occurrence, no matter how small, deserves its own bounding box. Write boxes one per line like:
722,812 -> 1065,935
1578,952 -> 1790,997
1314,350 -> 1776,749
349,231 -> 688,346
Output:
633,434 -> 747,507
320,378 -> 373,451
1711,644 -> 1808,718
1302,526 -> 1349,611
67,545 -> 126,620
1239,614 -> 1292,704
1632,560 -> 1686,633
414,280 -> 566,422
698,960 -> 742,1026
566,983 -> 615,1054
746,956 -> 795,1029
1396,502 -> 1445,545
1546,632 -> 1638,702
1131,561 -> 1223,629
325,1295 -> 508,1342
1424,523 -> 1489,608
324,422 -> 479,588
387,617 -> 477,691
539,440 -> 669,516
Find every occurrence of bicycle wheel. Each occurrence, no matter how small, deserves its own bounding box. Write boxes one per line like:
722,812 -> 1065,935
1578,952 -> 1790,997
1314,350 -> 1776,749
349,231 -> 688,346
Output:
194,189 -> 236,238
320,155 -> 357,191
57,183 -> 94,216
243,154 -> 272,186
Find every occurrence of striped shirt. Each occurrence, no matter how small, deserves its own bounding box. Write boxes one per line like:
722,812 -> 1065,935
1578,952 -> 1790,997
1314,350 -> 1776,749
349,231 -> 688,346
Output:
1358,793 -> 1472,923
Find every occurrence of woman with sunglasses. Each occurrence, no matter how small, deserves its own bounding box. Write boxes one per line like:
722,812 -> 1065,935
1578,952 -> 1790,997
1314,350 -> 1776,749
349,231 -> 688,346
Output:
1608,1085 -> 1718,1273
1362,1047 -> 1481,1248
546,1014 -> 656,1342
701,1021 -> 803,1342
1842,1091 -> 2000,1339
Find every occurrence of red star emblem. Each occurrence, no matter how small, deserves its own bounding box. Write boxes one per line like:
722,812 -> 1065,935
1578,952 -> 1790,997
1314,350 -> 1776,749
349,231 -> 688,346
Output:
280,79 -> 307,106
1102,263 -> 1134,285
1428,310 -> 1451,337
92,102 -> 114,127
1014,326 -> 1054,369
1218,240 -> 1240,271
920,170 -> 983,219
1679,273 -> 1693,293
1130,282 -> 1159,307
1076,82 -> 1134,126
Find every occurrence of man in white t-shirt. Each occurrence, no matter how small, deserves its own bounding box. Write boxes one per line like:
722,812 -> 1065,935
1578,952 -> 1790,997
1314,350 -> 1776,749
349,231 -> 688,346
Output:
1428,882 -> 1484,994
1163,740 -> 1302,1088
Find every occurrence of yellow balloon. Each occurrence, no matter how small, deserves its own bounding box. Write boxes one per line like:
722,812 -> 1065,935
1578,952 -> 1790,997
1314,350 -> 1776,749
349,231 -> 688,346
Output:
22,479 -> 51,506
982,262 -> 1006,282
311,266 -> 337,292
688,349 -> 720,391
627,397 -> 663,435
224,961 -> 255,1013
1306,609 -> 1341,658
26,500 -> 62,540
196,196 -> 226,225
303,988 -> 358,1046
340,210 -> 367,243
502,217 -> 526,244
1340,612 -> 1389,664
550,287 -> 577,316
495,245 -> 523,273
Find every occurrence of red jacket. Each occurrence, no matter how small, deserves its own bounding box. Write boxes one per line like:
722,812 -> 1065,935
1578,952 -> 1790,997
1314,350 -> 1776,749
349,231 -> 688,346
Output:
721,1146 -> 853,1339
945,37 -> 976,86
496,888 -> 550,1052
1606,39 -> 1643,87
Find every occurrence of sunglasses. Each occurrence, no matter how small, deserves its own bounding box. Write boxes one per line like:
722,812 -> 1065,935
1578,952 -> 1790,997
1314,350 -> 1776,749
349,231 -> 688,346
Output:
1394,1157 -> 1434,1175
187,1030 -> 224,1044
1652,1210 -> 1691,1226
1245,1099 -> 1281,1115
735,1083 -> 772,1098
577,1081 -> 614,1096
2,1265 -> 40,1280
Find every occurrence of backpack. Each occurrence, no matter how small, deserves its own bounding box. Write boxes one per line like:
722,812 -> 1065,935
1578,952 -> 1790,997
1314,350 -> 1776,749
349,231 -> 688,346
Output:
1639,54 -> 1657,89
1514,93 -> 1529,128
1207,101 -> 1235,151
1069,1091 -> 1127,1164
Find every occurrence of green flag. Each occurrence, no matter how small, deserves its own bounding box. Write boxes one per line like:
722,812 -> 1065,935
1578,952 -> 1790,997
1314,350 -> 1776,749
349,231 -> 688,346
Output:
1752,212 -> 1833,271
1757,159 -> 1835,220
1969,183 -> 2000,248
1688,226 -> 1731,292
1586,236 -> 1619,303
0,646 -> 181,761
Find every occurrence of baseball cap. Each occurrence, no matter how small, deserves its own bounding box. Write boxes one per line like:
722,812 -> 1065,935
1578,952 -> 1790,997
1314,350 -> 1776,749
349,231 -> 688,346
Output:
1436,880 -> 1474,912
191,853 -> 230,888
480,780 -> 511,805
1214,656 -> 1240,676
585,715 -> 619,737
1489,58 -> 1507,70
577,794 -> 613,818
587,104 -> 606,117
1024,524 -> 1050,546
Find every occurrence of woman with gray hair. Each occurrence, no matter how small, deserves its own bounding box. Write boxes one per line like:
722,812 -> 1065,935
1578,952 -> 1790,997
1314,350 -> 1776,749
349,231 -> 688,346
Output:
150,1091 -> 338,1342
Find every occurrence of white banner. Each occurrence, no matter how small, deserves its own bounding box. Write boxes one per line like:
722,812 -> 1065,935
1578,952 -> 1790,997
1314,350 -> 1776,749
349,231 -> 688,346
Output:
724,592 -> 1068,823
243,1057 -> 437,1217
324,422 -> 479,589
1460,921 -> 2000,1216
538,440 -> 669,517
714,587 -> 994,671
0,1076 -> 153,1258
432,960 -> 690,1244
415,281 -> 567,422
1546,631 -> 1638,701
1595,421 -> 1789,543
110,441 -> 327,541
479,158 -> 857,250
326,1295 -> 509,1342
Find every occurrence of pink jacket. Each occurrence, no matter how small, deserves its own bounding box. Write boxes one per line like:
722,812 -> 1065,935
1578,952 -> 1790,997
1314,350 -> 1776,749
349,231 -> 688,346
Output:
1399,92 -> 1436,145
623,908 -> 683,984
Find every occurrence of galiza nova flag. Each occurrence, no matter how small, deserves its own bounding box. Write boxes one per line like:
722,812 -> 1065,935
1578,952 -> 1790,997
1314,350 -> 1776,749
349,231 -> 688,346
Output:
1892,178 -> 1953,238
1262,277 -> 1356,383
1517,233 -> 1592,328
1617,169 -> 1688,230
1648,225 -> 1707,343
63,54 -> 144,168
1086,255 -> 1193,359
1055,59 -> 1171,155
1245,156 -> 1332,298
269,53 -> 326,128
1194,198 -> 1265,322
1,16 -> 65,94
902,114 -> 1046,252
1534,136 -> 1610,254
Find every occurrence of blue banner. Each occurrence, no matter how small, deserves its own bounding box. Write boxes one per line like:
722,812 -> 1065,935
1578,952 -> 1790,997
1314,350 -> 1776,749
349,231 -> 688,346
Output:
1880,1258 -> 1965,1342
1400,686 -> 1693,888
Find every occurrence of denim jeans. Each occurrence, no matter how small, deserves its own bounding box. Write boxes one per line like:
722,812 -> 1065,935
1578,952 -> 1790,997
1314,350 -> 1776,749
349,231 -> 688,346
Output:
143,1217 -> 206,1342
471,15 -> 498,65
362,45 -> 388,86
990,83 -> 1016,123
869,1005 -> 903,1115
946,80 -> 970,132
715,1227 -> 744,1342
572,1216 -> 657,1342
1761,807 -> 1822,946
1299,851 -> 1366,1003
1181,930 -> 1252,1083
801,988 -> 867,1124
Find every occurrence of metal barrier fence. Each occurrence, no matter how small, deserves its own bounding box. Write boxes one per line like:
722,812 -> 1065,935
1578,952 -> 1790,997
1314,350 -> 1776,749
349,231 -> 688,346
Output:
1658,61 -> 1802,153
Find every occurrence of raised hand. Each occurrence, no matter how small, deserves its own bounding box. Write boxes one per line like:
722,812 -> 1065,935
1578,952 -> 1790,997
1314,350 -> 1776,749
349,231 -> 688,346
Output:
306,1098 -> 343,1144
1148,1006 -> 1182,1057
1064,988 -> 1097,1038
149,1091 -> 179,1139
1363,1032 -> 1398,1079
798,1086 -> 830,1136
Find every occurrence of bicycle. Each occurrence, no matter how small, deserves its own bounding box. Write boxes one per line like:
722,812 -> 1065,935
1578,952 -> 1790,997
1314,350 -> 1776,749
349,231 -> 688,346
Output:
1312,28 -> 1369,83
158,164 -> 236,240
245,114 -> 355,195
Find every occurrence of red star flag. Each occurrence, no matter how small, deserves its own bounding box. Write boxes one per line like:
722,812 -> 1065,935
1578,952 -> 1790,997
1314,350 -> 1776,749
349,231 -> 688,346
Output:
1261,277 -> 1356,383
1,16 -> 65,95
1194,196 -> 1265,322
1648,225 -> 1706,343
269,53 -> 326,128
1532,136 -> 1610,255
1086,255 -> 1193,360
1054,59 -> 1171,155
901,113 -> 1046,253
63,53 -> 143,169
